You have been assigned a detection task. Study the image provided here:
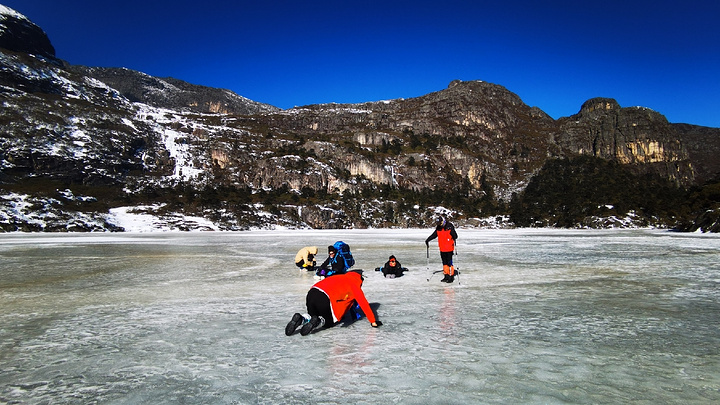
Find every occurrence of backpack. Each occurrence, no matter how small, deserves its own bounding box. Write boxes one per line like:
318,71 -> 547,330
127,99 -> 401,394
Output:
332,241 -> 355,271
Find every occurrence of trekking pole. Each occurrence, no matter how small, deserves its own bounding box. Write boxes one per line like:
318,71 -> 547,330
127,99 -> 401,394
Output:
454,243 -> 461,286
425,244 -> 432,281
426,246 -> 444,281
427,270 -> 443,282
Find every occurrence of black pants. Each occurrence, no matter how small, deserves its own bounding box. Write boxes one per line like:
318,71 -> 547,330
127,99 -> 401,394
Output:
440,251 -> 454,266
306,288 -> 335,326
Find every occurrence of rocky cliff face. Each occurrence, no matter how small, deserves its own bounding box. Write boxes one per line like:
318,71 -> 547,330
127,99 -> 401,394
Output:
0,5 -> 56,61
73,66 -> 280,115
556,98 -> 695,186
1,4 -> 719,232
252,80 -> 557,201
672,123 -> 720,184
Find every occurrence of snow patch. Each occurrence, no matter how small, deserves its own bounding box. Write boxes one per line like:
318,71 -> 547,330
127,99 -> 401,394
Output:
0,5 -> 26,21
108,205 -> 220,232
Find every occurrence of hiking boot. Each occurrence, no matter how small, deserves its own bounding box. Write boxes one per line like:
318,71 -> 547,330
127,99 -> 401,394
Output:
441,274 -> 450,283
447,275 -> 455,283
300,316 -> 323,336
285,313 -> 305,336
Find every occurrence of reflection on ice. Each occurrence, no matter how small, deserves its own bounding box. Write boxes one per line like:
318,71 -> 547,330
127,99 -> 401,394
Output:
0,229 -> 719,404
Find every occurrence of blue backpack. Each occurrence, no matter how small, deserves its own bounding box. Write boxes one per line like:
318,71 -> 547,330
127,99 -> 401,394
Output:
333,241 -> 355,271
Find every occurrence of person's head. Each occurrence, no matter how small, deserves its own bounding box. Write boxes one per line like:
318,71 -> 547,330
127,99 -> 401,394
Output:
309,246 -> 318,255
436,216 -> 446,228
389,255 -> 397,265
328,245 -> 337,256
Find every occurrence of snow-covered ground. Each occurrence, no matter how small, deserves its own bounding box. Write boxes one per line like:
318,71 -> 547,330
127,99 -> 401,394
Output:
1,229 -> 719,404
109,205 -> 222,232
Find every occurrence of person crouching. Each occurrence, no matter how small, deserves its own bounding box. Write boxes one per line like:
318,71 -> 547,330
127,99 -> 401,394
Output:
285,270 -> 382,336
295,246 -> 318,271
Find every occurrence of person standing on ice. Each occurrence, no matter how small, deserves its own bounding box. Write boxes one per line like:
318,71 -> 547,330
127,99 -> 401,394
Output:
294,246 -> 318,271
285,270 -> 382,336
425,216 -> 458,283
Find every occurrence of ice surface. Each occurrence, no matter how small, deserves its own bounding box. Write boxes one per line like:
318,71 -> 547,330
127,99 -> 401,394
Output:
1,229 -> 719,404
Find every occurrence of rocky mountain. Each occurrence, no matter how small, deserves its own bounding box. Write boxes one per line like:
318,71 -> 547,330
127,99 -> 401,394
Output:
0,4 -> 56,61
1,4 -> 719,232
556,98 -> 695,185
71,66 -> 280,115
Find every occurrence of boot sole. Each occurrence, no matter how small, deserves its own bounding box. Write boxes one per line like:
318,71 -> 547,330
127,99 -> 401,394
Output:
285,313 -> 304,336
300,317 -> 320,336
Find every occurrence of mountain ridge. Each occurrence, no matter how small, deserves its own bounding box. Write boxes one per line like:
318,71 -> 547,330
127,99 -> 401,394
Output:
1,4 -> 719,232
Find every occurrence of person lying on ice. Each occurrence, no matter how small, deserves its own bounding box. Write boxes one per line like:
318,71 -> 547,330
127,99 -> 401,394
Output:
381,255 -> 404,278
285,270 -> 382,336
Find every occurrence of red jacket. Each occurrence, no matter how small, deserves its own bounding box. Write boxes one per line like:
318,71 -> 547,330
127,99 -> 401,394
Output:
312,272 -> 376,324
426,222 -> 458,253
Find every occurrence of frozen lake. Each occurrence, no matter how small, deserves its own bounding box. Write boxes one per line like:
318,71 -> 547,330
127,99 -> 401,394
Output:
1,229 -> 719,404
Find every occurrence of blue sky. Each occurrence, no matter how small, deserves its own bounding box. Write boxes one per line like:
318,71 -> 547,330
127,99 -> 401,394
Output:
5,0 -> 720,127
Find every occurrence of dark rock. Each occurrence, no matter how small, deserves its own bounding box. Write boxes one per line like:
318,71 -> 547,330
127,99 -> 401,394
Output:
673,123 -> 720,184
0,5 -> 56,60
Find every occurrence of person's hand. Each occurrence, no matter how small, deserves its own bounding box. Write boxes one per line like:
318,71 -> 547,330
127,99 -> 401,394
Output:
425,241 -> 429,247
371,321 -> 383,327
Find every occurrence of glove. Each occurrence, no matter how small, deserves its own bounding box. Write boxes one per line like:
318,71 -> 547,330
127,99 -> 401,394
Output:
372,321 -> 383,327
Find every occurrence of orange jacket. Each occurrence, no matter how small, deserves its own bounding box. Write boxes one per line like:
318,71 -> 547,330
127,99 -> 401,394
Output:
426,222 -> 458,253
312,272 -> 376,324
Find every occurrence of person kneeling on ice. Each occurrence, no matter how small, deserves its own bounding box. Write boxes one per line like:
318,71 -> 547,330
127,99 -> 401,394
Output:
382,255 -> 404,278
294,246 -> 318,271
316,245 -> 346,279
285,270 -> 382,336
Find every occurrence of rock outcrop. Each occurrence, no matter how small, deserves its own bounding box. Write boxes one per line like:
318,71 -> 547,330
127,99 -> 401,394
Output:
556,98 -> 695,186
0,5 -> 56,60
73,66 -> 280,115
